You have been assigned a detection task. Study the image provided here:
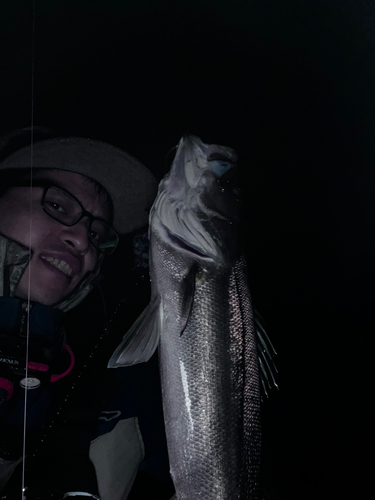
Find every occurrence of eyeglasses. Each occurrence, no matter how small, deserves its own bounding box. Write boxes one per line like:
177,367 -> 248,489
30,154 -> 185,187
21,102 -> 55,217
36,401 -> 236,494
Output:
21,181 -> 119,255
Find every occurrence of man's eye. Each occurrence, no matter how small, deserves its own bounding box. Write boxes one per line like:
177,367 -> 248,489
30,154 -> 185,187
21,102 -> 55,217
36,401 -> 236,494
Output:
89,230 -> 100,241
45,201 -> 66,214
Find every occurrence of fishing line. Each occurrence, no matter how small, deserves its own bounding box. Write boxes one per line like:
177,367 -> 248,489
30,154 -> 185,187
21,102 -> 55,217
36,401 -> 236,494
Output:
21,1 -> 36,498
163,143 -> 178,175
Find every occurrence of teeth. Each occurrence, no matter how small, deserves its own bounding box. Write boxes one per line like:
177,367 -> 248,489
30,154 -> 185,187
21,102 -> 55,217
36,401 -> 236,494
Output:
41,256 -> 72,276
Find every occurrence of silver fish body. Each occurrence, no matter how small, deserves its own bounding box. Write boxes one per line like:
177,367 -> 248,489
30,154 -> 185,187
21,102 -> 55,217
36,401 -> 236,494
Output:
154,243 -> 261,499
109,136 -> 262,499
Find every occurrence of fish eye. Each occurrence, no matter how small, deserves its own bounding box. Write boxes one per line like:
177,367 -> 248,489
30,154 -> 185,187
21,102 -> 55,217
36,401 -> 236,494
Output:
210,160 -> 232,177
216,160 -> 231,169
207,152 -> 236,177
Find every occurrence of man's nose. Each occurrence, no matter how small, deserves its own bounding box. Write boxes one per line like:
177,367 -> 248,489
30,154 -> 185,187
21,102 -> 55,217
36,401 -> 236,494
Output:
60,219 -> 90,253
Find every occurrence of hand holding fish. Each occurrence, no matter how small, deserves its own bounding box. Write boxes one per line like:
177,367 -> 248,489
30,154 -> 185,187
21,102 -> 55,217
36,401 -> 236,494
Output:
109,136 -> 265,499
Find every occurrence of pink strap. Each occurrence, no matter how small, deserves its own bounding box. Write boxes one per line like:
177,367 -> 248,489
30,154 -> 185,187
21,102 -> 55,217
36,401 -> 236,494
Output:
28,361 -> 49,372
50,343 -> 75,383
0,377 -> 14,400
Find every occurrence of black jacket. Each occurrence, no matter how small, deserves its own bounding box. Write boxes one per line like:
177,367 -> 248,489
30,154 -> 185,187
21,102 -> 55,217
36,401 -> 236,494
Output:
0,286 -> 173,499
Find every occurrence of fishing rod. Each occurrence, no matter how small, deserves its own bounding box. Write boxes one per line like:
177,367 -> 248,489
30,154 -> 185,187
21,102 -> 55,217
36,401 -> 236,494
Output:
21,1 -> 36,498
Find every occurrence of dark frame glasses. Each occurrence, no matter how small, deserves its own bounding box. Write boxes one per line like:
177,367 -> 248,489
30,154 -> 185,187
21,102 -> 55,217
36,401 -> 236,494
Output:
16,180 -> 119,255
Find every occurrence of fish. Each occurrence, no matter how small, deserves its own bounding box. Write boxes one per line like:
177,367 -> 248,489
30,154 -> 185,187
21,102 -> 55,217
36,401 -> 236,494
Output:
109,135 -> 266,499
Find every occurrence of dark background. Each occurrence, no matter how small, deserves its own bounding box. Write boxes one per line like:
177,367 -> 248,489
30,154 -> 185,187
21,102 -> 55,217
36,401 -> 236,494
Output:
1,0 -> 373,498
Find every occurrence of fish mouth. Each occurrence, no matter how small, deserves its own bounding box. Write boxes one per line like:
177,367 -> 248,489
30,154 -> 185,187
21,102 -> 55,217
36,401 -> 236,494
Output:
154,135 -> 242,263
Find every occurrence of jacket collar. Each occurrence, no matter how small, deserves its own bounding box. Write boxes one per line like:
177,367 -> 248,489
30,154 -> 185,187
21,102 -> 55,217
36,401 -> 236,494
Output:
0,233 -> 101,312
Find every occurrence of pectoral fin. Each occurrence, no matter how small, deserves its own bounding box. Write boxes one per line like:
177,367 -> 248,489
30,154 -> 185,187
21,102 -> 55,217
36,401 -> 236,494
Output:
108,297 -> 162,367
179,263 -> 197,336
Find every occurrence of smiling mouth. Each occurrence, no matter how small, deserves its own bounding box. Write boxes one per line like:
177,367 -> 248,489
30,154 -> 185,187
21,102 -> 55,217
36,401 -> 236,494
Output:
41,256 -> 73,276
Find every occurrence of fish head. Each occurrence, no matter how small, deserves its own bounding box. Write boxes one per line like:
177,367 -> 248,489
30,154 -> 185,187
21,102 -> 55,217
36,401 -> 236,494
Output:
150,135 -> 243,267
183,135 -> 240,218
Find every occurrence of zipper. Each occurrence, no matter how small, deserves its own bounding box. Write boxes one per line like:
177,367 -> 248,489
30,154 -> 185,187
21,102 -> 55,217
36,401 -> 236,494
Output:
20,301 -> 32,337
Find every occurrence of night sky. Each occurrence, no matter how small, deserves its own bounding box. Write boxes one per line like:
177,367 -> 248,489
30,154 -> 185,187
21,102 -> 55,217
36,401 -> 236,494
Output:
1,1 -> 373,498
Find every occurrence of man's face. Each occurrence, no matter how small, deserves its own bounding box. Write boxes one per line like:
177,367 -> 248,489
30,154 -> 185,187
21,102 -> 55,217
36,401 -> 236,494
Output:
0,169 -> 110,306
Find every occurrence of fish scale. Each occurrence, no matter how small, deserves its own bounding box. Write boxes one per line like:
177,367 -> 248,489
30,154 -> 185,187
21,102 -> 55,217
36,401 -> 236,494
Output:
231,257 -> 261,497
155,233 -> 261,499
